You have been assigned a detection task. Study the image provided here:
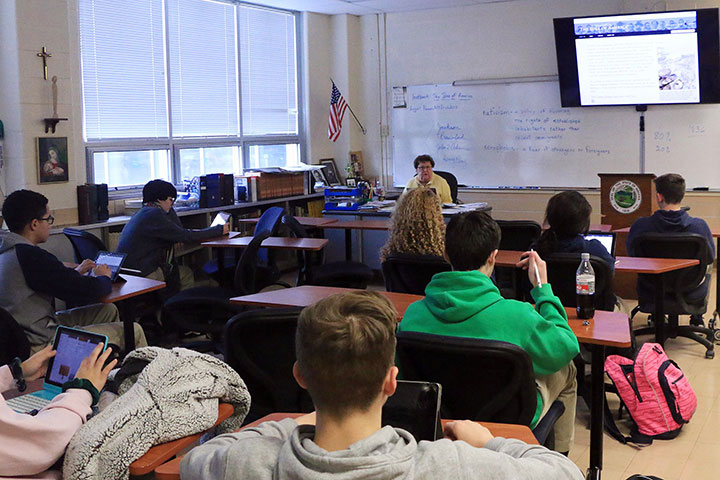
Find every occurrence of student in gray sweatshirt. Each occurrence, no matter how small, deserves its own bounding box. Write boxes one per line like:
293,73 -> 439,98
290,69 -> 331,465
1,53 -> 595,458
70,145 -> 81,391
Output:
180,291 -> 584,480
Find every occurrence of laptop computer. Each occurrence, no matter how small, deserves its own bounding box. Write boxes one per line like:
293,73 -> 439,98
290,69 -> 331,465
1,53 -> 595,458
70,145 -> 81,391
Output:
382,380 -> 442,441
6,326 -> 107,413
94,251 -> 127,283
584,232 -> 617,257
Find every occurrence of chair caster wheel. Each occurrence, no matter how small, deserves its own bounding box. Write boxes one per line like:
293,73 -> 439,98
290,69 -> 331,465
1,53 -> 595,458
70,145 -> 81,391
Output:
705,350 -> 715,359
714,329 -> 720,343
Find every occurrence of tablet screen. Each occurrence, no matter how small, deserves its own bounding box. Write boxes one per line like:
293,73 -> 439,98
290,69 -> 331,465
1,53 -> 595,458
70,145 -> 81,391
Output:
46,327 -> 107,387
95,251 -> 127,280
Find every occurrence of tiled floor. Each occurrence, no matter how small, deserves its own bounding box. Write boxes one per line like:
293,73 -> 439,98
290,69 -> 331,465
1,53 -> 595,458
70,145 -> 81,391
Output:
570,273 -> 720,480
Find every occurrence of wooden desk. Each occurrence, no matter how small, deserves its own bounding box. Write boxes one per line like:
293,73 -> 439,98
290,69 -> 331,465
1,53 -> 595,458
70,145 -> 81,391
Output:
229,283 -> 628,480
495,250 -> 698,345
231,285 -> 422,319
101,275 -> 166,352
237,216 -> 338,228
154,412 -> 537,479
202,236 -> 328,251
323,220 -> 391,261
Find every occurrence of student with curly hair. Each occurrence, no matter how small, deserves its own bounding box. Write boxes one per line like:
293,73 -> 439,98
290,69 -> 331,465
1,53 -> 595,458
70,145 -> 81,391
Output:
379,187 -> 445,262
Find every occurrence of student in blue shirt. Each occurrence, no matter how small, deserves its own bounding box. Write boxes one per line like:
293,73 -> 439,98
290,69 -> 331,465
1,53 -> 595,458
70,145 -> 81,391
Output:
534,190 -> 615,271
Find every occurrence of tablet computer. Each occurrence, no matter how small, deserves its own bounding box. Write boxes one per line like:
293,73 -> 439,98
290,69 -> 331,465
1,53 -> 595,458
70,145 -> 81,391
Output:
94,251 -> 127,282
211,211 -> 231,227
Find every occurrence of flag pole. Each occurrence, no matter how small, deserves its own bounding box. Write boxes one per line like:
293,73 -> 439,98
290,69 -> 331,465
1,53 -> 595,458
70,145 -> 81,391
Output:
330,79 -> 367,135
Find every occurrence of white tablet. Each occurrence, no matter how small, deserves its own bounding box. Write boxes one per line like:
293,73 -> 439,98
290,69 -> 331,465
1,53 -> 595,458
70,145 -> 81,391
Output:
211,211 -> 231,227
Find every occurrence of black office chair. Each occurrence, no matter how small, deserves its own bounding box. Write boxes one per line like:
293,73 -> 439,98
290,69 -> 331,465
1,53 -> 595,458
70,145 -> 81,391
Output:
0,307 -> 31,365
396,331 -> 565,448
282,214 -> 373,289
433,170 -> 459,203
162,231 -> 279,352
631,232 -> 715,359
63,228 -> 107,263
382,253 -> 452,295
203,206 -> 286,286
223,307 -> 312,423
495,220 -> 542,299
543,253 -> 626,411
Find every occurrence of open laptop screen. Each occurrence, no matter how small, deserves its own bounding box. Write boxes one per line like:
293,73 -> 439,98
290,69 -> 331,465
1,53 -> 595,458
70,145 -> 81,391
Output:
583,232 -> 616,257
45,327 -> 107,387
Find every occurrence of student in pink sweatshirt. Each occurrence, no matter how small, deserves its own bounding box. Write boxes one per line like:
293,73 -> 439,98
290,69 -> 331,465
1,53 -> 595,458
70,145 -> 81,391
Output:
0,343 -> 116,478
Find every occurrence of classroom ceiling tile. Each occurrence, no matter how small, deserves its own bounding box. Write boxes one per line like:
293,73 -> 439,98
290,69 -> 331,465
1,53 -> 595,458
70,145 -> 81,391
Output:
249,0 -> 519,15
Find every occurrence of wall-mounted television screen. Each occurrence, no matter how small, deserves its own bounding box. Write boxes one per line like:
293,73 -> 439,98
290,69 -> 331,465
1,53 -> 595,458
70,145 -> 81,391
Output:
554,9 -> 720,107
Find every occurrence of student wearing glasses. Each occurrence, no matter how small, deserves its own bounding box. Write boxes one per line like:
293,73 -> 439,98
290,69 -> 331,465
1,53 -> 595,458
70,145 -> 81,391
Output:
116,179 -> 228,292
0,190 -> 147,352
403,154 -> 453,204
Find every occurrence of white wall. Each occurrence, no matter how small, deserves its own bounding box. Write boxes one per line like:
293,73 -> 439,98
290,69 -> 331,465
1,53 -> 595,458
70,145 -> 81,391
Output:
0,0 -> 84,223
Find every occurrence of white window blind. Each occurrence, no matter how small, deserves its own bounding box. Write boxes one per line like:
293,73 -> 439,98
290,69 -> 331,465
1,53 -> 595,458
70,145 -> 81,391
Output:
168,0 -> 239,137
79,0 -> 168,139
239,6 -> 298,135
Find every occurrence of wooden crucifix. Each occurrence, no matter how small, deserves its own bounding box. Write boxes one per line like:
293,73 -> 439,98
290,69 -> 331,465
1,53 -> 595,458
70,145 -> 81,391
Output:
36,47 -> 52,80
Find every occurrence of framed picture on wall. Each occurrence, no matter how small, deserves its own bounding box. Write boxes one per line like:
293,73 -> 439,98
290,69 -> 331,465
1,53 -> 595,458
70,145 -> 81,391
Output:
37,137 -> 69,184
319,158 -> 341,186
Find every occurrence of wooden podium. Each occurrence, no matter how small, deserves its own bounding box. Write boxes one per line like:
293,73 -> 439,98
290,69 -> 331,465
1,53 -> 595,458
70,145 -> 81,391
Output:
599,173 -> 658,230
600,173 -> 658,299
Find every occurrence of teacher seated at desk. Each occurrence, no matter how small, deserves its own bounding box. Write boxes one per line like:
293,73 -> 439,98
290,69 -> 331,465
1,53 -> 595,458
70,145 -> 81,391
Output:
404,154 -> 453,204
116,179 -> 228,294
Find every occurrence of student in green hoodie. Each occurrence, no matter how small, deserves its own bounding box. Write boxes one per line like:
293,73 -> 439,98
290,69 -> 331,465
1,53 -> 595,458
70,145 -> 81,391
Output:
399,211 -> 580,454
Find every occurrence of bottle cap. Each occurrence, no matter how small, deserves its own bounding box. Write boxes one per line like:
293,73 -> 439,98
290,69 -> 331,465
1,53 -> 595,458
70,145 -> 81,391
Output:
581,252 -> 590,259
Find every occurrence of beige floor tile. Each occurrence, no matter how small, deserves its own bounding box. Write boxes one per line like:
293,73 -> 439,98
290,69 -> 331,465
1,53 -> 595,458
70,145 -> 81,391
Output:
679,447 -> 720,480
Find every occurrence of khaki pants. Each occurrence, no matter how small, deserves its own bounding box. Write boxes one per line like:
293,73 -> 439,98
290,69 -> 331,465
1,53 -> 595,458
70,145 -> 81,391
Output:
147,265 -> 194,291
31,303 -> 148,354
535,361 -> 577,453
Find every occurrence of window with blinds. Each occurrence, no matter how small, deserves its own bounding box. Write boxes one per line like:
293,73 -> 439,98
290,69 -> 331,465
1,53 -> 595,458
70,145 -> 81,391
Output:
79,0 -> 300,188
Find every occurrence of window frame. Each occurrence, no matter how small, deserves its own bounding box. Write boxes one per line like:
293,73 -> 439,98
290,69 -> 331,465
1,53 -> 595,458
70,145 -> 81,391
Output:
81,1 -> 304,196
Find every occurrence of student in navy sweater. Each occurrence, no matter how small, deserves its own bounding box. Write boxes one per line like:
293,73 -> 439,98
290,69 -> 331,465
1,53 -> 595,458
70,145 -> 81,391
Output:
627,173 -> 715,325
534,191 -> 615,271
116,180 -> 228,292
0,190 -> 146,351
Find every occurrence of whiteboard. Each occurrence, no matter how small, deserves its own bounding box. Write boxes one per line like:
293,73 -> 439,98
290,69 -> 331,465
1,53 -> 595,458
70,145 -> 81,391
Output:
391,82 -> 640,188
645,105 -> 720,189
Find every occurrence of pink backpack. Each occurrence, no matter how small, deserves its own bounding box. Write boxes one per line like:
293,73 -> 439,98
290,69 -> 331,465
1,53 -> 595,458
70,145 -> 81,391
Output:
604,343 -> 697,445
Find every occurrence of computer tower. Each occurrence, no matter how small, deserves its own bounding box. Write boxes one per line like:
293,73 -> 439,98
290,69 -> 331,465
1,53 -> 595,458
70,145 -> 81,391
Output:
199,174 -> 221,208
221,174 -> 234,205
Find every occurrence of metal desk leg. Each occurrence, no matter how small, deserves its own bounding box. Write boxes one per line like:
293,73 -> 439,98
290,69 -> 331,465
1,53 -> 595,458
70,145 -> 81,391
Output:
654,275 -> 666,346
119,301 -> 137,354
345,230 -> 352,261
586,343 -> 606,480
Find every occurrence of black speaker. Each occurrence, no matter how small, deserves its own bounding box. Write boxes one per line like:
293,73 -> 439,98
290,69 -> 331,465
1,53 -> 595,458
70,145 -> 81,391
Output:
77,183 -> 109,225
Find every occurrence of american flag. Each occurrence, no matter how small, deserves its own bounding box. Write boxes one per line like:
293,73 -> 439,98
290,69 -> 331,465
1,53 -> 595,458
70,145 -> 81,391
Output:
328,82 -> 348,142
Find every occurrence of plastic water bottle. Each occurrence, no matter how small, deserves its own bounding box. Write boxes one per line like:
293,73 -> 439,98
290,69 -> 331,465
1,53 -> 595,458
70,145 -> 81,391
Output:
576,252 -> 595,319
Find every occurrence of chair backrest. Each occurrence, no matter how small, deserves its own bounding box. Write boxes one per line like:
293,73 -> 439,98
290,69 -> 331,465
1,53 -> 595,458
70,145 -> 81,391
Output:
62,228 -> 107,263
0,307 -> 31,365
544,252 -> 615,311
396,331 -> 537,425
633,232 -> 712,312
223,307 -> 312,421
233,231 -> 273,295
433,170 -> 458,203
254,207 -> 285,265
282,214 -> 311,285
496,220 -> 542,251
382,253 -> 451,295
